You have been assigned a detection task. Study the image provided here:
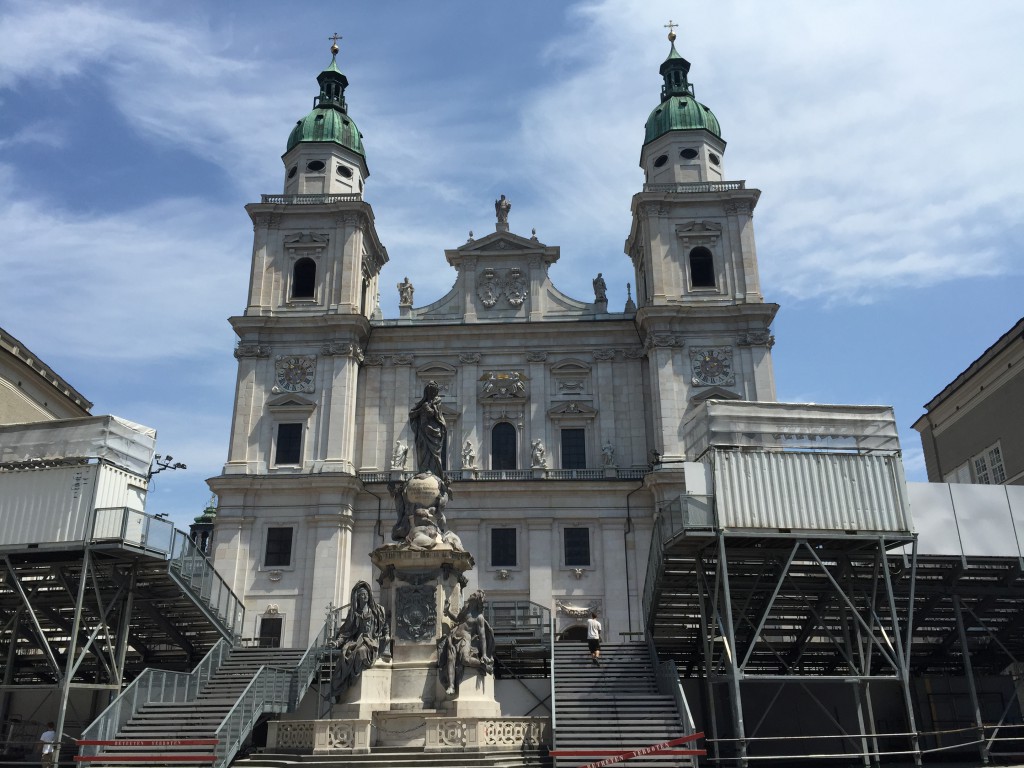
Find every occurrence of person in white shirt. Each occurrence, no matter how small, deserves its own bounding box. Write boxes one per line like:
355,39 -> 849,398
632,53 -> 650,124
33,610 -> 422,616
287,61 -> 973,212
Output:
38,722 -> 56,767
586,612 -> 602,665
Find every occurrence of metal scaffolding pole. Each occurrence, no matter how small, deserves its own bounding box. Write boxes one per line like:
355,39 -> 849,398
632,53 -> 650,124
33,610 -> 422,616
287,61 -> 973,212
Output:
718,534 -> 747,767
954,595 -> 988,765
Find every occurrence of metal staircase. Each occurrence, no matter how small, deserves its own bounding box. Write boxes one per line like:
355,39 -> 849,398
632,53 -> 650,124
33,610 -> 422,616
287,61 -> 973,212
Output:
551,642 -> 700,768
79,618 -> 333,767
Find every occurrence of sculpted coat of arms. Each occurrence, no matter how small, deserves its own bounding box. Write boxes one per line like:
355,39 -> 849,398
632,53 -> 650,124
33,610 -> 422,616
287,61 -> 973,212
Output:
476,266 -> 528,309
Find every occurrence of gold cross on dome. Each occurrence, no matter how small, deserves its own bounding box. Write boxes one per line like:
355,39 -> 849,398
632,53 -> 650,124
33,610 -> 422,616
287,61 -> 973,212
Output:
664,19 -> 678,40
328,32 -> 342,54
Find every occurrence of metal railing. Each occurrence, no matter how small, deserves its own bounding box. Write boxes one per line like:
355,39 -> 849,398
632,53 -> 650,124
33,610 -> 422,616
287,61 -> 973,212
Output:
486,599 -> 551,646
78,638 -> 232,758
549,614 -> 558,755
213,664 -> 293,767
92,507 -> 175,554
642,495 -> 715,632
91,508 -> 245,641
290,613 -> 334,710
168,530 -> 245,639
643,180 -> 746,193
260,193 -> 362,204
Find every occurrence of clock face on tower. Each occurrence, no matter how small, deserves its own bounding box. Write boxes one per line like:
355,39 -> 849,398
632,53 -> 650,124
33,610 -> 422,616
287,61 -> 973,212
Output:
275,355 -> 316,393
690,347 -> 735,387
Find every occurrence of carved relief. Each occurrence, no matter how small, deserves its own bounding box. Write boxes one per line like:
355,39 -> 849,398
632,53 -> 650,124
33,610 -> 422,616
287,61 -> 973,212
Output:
321,342 -> 363,361
325,722 -> 355,750
391,354 -> 414,366
459,352 -> 482,364
437,720 -> 468,748
676,220 -> 723,248
556,600 -> 601,617
477,268 -> 500,308
251,214 -> 281,229
234,343 -> 271,359
645,334 -> 682,349
526,351 -> 548,362
362,355 -> 385,366
724,200 -> 753,216
480,371 -> 528,399
592,349 -> 616,361
396,585 -> 436,642
622,348 -> 647,359
737,330 -> 776,348
503,268 -> 527,307
476,267 -> 529,309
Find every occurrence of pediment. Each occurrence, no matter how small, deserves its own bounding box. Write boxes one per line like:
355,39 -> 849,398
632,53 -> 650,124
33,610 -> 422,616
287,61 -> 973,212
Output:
267,393 -> 316,409
690,387 -> 741,403
457,231 -> 541,252
283,232 -> 329,252
548,401 -> 598,417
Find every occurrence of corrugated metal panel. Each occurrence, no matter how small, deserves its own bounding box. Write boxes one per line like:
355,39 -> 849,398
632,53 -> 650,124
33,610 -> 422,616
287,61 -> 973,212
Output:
713,451 -> 911,534
0,463 -> 149,547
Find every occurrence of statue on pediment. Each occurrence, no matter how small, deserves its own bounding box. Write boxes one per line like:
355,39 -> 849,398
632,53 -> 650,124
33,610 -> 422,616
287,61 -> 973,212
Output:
398,277 -> 414,306
494,194 -> 511,225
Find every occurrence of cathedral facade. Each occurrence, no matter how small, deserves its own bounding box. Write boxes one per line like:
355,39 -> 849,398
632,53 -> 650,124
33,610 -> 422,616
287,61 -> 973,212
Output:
208,34 -> 779,649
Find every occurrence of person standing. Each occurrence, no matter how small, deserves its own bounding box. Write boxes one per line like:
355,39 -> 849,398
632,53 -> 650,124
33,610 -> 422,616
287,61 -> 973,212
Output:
587,612 -> 602,666
38,722 -> 56,767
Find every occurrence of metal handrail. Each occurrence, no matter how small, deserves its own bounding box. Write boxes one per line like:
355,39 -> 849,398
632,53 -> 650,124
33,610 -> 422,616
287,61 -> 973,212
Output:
78,638 -> 233,757
168,530 -> 245,639
213,665 -> 293,767
290,613 -> 335,709
549,614 -> 557,753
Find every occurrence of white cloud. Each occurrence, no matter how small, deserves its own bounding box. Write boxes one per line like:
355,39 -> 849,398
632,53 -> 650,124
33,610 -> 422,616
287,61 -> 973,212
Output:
0,167 -> 245,363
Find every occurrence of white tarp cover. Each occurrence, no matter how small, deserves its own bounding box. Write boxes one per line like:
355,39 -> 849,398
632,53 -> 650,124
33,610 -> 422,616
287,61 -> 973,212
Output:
0,415 -> 156,477
682,400 -> 901,458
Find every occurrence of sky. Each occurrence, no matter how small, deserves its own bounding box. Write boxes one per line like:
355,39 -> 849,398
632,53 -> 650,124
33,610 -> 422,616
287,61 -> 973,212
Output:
1,0 -> 1021,531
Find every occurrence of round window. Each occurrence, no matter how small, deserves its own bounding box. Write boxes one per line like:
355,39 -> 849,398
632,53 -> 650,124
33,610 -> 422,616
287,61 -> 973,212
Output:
336,165 -> 353,178
287,166 -> 297,179
306,160 -> 326,172
653,154 -> 669,168
680,148 -> 699,160
709,152 -> 721,166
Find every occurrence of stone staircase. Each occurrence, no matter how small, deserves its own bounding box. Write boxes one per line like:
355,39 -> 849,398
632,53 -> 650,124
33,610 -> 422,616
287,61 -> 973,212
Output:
233,746 -> 552,768
82,647 -> 306,767
552,642 -> 697,768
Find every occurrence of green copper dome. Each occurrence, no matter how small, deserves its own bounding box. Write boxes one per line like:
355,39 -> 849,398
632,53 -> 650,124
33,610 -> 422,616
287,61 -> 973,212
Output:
286,52 -> 366,156
643,38 -> 721,145
644,96 -> 721,143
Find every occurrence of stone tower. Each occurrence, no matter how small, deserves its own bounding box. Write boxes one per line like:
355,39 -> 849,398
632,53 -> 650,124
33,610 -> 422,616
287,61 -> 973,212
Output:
209,42 -> 388,645
625,29 -> 779,464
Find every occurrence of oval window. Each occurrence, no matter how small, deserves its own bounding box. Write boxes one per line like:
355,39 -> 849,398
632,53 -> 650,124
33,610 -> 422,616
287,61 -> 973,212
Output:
336,165 -> 353,178
680,148 -> 698,160
306,160 -> 326,172
653,154 -> 669,168
287,166 -> 297,179
709,152 -> 721,166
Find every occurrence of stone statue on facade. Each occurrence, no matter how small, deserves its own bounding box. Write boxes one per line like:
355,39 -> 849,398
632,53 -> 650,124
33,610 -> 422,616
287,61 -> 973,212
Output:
531,439 -> 547,469
602,441 -> 616,467
409,381 -> 447,478
462,440 -> 476,469
330,581 -> 390,699
438,589 -> 495,695
593,272 -> 607,303
397,277 -> 414,306
494,194 -> 511,226
391,440 -> 409,470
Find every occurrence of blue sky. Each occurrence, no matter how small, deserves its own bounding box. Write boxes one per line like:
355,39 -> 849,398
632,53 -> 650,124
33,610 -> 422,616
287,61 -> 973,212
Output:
1,1 -> 1022,530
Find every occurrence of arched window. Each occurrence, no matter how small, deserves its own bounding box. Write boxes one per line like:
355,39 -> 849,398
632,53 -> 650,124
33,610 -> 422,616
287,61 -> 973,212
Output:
491,423 -> 517,470
292,258 -> 316,299
689,247 -> 715,288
